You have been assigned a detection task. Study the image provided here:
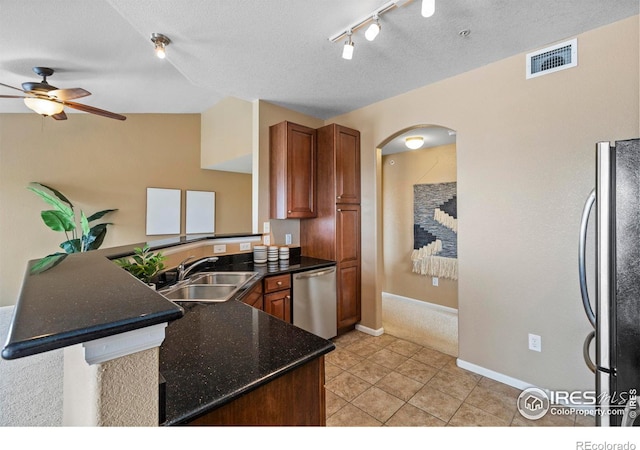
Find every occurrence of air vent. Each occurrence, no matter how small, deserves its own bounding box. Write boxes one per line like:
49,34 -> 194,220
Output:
526,38 -> 577,79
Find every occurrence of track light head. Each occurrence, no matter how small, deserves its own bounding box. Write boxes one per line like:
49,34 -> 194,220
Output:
365,15 -> 381,41
342,31 -> 354,60
421,0 -> 435,18
151,33 -> 171,59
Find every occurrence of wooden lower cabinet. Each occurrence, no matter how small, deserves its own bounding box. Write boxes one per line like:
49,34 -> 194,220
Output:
187,356 -> 326,426
263,290 -> 291,322
241,274 -> 292,323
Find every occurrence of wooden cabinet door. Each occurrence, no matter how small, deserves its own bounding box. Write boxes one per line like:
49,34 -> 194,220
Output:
336,204 -> 360,265
336,264 -> 360,330
270,121 -> 317,219
335,125 -> 360,204
286,123 -> 317,218
264,290 -> 292,323
240,281 -> 263,310
336,204 -> 361,330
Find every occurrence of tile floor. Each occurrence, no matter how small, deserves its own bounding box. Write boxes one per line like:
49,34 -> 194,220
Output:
324,329 -> 595,427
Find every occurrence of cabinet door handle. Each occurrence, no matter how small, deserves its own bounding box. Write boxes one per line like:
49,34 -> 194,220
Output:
337,196 -> 342,199
337,208 -> 342,212
287,210 -> 292,214
276,281 -> 283,286
285,295 -> 291,300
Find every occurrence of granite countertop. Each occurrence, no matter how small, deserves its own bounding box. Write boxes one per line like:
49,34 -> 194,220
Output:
159,254 -> 337,426
1,232 -> 260,360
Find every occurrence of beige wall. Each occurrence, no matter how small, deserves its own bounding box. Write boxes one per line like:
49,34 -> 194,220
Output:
201,97 -> 253,171
382,143 -> 458,309
328,16 -> 639,392
0,113 -> 251,306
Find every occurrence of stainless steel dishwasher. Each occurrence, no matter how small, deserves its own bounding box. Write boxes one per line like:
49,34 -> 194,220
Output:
293,266 -> 337,339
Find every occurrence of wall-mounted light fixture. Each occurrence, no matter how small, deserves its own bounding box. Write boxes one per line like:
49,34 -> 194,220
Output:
405,136 -> 424,150
151,33 -> 171,59
328,0 -> 435,60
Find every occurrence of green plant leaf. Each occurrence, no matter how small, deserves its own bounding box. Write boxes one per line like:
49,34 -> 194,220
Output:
85,224 -> 109,251
41,210 -> 76,232
27,183 -> 74,217
87,209 -> 117,222
60,239 -> 81,253
80,211 -> 90,237
30,252 -> 68,274
30,182 -> 74,208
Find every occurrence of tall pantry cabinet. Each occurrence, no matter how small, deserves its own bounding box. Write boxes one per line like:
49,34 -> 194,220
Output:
301,124 -> 361,334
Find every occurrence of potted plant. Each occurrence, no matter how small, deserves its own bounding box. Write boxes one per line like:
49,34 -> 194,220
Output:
115,244 -> 167,288
28,182 -> 117,273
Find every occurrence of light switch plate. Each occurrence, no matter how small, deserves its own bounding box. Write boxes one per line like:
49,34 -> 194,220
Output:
432,277 -> 439,287
239,242 -> 251,251
263,222 -> 270,233
285,234 -> 292,245
213,244 -> 227,253
263,234 -> 270,246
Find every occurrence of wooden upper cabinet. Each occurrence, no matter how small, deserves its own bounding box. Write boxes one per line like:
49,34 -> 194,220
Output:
270,121 -> 317,219
317,124 -> 360,204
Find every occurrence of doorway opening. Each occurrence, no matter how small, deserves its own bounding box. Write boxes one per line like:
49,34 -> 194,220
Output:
378,124 -> 459,356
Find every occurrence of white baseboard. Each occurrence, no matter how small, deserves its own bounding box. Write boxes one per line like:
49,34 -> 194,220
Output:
456,358 -> 533,391
355,323 -> 384,336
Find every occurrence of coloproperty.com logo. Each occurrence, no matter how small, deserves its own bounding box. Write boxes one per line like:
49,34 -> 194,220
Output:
516,387 -> 638,420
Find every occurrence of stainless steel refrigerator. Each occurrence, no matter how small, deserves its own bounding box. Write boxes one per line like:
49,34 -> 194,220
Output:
580,138 -> 640,426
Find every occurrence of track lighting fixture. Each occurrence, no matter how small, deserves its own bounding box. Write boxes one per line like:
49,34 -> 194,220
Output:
365,15 -> 381,41
151,33 -> 171,59
421,0 -> 435,18
342,31 -> 354,60
329,0 -> 434,59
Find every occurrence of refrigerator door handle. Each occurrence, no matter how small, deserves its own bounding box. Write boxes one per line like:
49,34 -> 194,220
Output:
579,188 -> 597,328
583,330 -> 596,373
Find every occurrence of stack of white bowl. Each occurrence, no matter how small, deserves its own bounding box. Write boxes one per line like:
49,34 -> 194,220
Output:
253,245 -> 267,263
279,246 -> 289,260
268,246 -> 279,262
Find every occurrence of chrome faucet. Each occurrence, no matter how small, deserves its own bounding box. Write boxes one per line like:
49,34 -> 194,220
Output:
177,256 -> 219,281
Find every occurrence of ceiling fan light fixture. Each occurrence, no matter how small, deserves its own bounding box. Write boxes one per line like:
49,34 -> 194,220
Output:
405,136 -> 424,150
365,16 -> 381,41
421,0 -> 435,18
23,97 -> 64,116
151,33 -> 171,59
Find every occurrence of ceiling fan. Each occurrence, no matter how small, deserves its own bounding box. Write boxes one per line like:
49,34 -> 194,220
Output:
0,67 -> 126,121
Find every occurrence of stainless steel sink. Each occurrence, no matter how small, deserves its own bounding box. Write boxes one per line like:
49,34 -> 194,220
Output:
188,272 -> 256,286
159,271 -> 259,303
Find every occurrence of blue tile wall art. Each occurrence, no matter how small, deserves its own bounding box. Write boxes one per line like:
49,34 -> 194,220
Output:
412,182 -> 458,280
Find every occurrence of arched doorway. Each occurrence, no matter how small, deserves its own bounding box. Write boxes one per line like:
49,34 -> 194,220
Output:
378,124 -> 459,356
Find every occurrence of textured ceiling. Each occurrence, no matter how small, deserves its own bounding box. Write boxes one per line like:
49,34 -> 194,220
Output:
0,0 -> 637,120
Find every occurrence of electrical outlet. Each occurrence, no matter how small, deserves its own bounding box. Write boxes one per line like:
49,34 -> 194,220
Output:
239,242 -> 251,251
263,234 -> 270,246
213,244 -> 227,253
432,277 -> 439,287
285,234 -> 292,245
263,222 -> 270,234
528,333 -> 542,352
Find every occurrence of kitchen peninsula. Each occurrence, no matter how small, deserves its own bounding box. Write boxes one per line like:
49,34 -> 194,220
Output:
1,233 -> 336,426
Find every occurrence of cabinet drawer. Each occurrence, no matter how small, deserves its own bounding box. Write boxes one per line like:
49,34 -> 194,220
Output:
263,274 -> 291,293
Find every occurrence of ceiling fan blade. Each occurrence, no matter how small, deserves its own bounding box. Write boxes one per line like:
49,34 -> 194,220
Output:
63,100 -> 126,121
48,88 -> 91,101
52,111 -> 67,120
0,82 -> 26,93
0,94 -> 27,99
